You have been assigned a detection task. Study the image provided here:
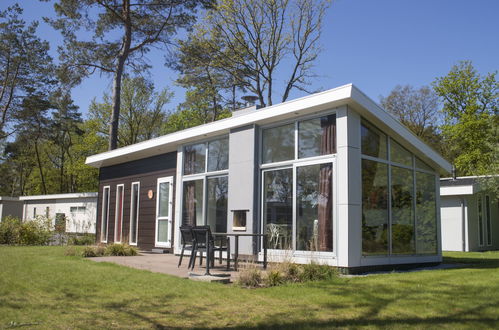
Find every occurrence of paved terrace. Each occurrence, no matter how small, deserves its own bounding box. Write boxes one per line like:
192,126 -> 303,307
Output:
90,253 -> 262,283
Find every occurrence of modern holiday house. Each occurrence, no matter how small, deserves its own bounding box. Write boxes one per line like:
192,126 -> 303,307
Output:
86,84 -> 452,272
440,176 -> 498,252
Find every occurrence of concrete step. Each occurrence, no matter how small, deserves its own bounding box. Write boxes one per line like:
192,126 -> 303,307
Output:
188,272 -> 231,284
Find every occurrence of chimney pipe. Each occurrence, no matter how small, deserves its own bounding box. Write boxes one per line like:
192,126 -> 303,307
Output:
452,165 -> 457,180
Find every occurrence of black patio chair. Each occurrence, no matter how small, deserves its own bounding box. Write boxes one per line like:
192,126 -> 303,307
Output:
191,226 -> 230,271
178,225 -> 195,268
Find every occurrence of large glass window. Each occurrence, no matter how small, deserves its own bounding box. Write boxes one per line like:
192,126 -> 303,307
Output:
130,182 -> 140,245
296,164 -> 333,251
298,114 -> 336,158
101,186 -> 110,242
415,172 -> 437,254
391,166 -> 415,254
156,178 -> 172,246
184,143 -> 206,175
362,160 -> 389,255
206,176 -> 228,233
262,123 -> 295,163
207,138 -> 229,172
182,180 -> 204,226
361,122 -> 387,159
263,168 -> 293,250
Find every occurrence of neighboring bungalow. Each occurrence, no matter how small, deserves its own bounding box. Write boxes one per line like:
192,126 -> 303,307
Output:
440,176 -> 498,252
0,197 -> 24,220
20,193 -> 98,234
86,84 -> 452,272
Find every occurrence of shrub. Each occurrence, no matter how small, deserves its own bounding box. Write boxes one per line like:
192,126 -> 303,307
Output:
105,243 -> 138,256
0,216 -> 21,244
299,262 -> 337,282
265,270 -> 285,287
82,245 -> 106,258
64,246 -> 80,256
17,217 -> 52,246
69,234 -> 95,246
236,266 -> 263,288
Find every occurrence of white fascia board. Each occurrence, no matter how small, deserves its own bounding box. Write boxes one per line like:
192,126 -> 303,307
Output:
349,86 -> 452,175
0,196 -> 21,201
85,84 -> 353,168
19,192 -> 98,201
440,185 -> 475,196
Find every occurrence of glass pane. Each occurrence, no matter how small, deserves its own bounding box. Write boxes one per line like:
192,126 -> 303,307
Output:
391,166 -> 415,254
478,195 -> 484,246
415,157 -> 433,172
207,138 -> 229,172
130,184 -> 139,244
262,123 -> 295,163
116,185 -> 124,242
486,195 -> 491,245
298,115 -> 336,158
101,187 -> 109,241
361,122 -> 387,159
391,140 -> 413,167
182,180 -> 204,226
207,176 -> 228,233
415,172 -> 437,254
296,163 -> 333,251
263,168 -> 293,249
158,182 -> 170,218
362,159 -> 389,255
184,143 -> 206,175
157,220 -> 168,243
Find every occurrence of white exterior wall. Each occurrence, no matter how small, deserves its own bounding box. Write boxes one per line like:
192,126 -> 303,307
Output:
440,196 -> 465,251
23,197 -> 97,233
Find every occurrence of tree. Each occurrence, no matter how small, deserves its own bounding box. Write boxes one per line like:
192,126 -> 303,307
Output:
88,76 -> 172,147
46,0 -> 213,150
380,85 -> 444,152
0,4 -> 55,138
433,61 -> 498,179
176,0 -> 330,107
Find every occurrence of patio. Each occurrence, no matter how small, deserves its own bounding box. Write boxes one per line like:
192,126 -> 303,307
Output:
90,252 -> 260,283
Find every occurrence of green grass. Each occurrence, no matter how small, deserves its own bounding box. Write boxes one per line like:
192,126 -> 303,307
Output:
0,247 -> 498,329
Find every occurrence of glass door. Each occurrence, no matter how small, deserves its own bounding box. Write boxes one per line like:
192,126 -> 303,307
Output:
156,177 -> 173,247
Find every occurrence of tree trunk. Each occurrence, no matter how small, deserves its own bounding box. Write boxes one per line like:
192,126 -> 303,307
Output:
109,57 -> 125,150
34,140 -> 47,195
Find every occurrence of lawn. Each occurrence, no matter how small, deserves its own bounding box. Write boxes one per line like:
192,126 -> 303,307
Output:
0,247 -> 498,329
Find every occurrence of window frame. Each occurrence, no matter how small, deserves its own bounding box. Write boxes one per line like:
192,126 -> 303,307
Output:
485,195 -> 492,246
101,186 -> 111,243
155,177 -> 173,248
259,111 -> 337,256
114,184 -> 125,243
129,181 -> 140,246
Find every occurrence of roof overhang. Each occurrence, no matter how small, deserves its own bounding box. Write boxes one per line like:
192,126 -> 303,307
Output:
19,192 -> 98,201
86,84 -> 452,175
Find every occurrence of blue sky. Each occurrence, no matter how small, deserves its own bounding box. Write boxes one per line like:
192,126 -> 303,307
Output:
3,0 -> 498,117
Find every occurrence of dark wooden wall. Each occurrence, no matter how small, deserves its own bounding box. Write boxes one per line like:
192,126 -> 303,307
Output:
96,152 -> 177,251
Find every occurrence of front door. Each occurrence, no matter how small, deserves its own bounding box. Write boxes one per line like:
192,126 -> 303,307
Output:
155,177 -> 173,248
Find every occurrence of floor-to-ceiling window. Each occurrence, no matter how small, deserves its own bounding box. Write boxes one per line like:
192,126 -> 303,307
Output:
101,186 -> 110,243
361,120 -> 438,256
182,137 -> 229,233
129,182 -> 140,245
114,184 -> 124,243
261,113 -> 336,252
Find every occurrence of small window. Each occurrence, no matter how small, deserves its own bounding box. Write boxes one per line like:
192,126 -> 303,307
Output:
361,122 -> 387,159
262,123 -> 295,163
298,114 -> 336,158
33,207 -> 37,218
207,138 -> 229,172
183,143 -> 206,175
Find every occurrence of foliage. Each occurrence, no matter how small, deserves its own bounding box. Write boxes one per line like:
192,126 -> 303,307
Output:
265,269 -> 285,287
105,243 -> 138,256
88,76 -> 172,148
433,61 -> 498,177
380,84 -> 444,153
82,245 -> 106,258
175,0 -> 330,107
0,216 -> 52,245
69,234 -> 95,246
299,262 -> 338,282
236,264 -> 264,288
46,0 -> 213,150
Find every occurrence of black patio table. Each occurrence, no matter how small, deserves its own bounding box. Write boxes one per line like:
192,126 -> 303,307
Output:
209,233 -> 268,274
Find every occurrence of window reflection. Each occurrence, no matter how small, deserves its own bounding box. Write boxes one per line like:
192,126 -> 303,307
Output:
208,138 -> 229,172
262,123 -> 295,163
415,172 -> 437,254
298,115 -> 336,158
182,180 -> 204,226
391,140 -> 412,167
184,143 -> 206,175
206,176 -> 228,233
361,122 -> 387,159
391,166 -> 415,254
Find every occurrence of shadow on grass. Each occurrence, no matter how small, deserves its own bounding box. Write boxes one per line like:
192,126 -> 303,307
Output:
443,252 -> 499,269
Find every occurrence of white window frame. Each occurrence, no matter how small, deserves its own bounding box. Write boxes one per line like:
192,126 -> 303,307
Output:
259,111 -> 338,257
155,177 -> 173,248
101,186 -> 110,243
129,182 -> 140,246
114,184 -> 125,243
